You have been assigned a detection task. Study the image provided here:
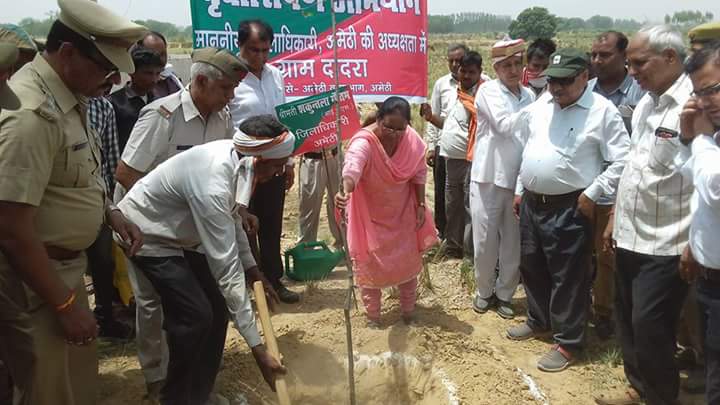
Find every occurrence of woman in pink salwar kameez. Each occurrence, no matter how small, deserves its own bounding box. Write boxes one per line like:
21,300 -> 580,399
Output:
335,97 -> 438,327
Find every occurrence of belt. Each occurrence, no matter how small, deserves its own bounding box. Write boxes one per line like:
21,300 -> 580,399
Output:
699,265 -> 720,282
304,148 -> 338,160
524,189 -> 583,209
45,245 -> 82,261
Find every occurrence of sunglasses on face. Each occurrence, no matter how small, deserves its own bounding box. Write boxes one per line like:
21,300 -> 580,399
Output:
692,81 -> 720,98
546,75 -> 579,86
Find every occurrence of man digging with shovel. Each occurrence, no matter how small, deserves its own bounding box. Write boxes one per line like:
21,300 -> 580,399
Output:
117,115 -> 292,405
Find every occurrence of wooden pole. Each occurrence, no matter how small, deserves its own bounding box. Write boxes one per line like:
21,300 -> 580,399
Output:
253,281 -> 292,405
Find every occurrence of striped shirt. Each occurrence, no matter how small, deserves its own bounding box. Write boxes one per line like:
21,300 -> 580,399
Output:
613,74 -> 694,256
87,97 -> 120,193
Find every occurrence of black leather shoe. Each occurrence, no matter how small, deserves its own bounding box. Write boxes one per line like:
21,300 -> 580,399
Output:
276,285 -> 300,303
98,320 -> 134,342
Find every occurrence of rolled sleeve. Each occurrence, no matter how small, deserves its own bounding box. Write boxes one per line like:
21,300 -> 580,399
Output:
121,107 -> 170,173
188,193 -> 261,347
0,110 -> 60,205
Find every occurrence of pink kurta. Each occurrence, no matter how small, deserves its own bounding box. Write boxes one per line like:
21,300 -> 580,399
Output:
343,127 -> 439,289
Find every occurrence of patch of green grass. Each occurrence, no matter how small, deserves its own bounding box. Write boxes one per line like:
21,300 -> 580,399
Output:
459,259 -> 475,295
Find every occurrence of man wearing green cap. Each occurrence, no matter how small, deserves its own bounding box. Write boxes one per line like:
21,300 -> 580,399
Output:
113,47 -> 248,402
597,25 -> 694,405
478,47 -> 630,372
689,21 -> 720,53
0,1 -> 146,404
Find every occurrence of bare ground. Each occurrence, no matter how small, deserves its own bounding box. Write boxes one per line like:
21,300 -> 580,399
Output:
97,164 -> 705,405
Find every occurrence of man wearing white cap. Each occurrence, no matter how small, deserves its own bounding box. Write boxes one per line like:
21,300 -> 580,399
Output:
113,47 -> 245,400
0,0 -> 145,403
470,38 -> 535,319
118,114 -> 292,405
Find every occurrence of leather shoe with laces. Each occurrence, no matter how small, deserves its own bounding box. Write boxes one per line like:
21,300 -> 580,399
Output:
276,284 -> 300,303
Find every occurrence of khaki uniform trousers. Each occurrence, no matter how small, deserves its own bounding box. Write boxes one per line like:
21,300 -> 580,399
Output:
1,255 -> 98,405
0,268 -> 34,405
297,155 -> 342,247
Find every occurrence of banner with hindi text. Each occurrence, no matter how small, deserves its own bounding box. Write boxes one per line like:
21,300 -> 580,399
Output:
190,0 -> 428,103
275,86 -> 361,155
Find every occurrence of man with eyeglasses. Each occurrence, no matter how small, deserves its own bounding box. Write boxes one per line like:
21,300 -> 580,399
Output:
597,26 -> 693,405
0,0 -> 145,404
678,39 -> 720,405
479,48 -> 630,372
586,31 -> 646,341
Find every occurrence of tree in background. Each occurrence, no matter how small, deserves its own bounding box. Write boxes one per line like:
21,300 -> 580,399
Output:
586,15 -> 614,31
665,10 -> 714,26
509,7 -> 558,40
428,13 -> 512,34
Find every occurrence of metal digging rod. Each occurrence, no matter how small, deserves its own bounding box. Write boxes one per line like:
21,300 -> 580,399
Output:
328,2 -> 357,404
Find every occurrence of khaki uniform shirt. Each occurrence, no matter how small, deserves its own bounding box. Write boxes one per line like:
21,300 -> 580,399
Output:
120,85 -> 234,174
0,54 -> 105,251
0,55 -> 105,306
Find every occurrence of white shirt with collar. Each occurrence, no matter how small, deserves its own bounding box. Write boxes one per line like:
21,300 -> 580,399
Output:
121,85 -> 235,174
425,73 -> 458,149
513,85 -> 630,199
118,139 -> 262,347
471,79 -> 535,189
613,74 -> 693,256
229,63 -> 286,127
688,133 -> 720,269
439,82 -> 483,160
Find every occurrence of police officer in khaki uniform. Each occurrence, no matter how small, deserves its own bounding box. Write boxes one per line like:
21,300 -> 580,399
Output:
0,41 -> 34,405
113,47 -> 246,401
0,1 -> 145,404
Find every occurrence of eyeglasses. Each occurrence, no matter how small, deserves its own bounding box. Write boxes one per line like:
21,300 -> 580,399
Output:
75,44 -> 119,79
546,75 -> 579,87
692,82 -> 720,98
380,122 -> 406,134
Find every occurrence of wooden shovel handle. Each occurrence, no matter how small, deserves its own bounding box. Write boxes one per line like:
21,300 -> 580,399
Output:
253,281 -> 291,405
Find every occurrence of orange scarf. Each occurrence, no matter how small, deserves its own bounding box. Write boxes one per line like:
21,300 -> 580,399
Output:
459,82 -> 482,161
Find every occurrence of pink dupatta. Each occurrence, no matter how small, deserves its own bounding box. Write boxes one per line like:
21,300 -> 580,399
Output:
344,127 -> 438,267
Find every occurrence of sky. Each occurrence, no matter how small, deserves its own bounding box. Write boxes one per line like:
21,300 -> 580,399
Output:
2,0 -> 720,27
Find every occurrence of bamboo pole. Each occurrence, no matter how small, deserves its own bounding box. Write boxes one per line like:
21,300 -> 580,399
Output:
253,281 -> 292,405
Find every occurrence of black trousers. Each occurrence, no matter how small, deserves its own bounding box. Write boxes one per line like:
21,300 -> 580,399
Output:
696,276 -> 720,405
133,251 -> 229,405
432,146 -> 447,239
86,224 -> 116,325
249,173 -> 287,288
615,249 -> 688,405
519,193 -> 593,351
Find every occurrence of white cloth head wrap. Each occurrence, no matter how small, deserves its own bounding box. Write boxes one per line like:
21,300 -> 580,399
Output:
231,129 -> 295,206
232,128 -> 295,159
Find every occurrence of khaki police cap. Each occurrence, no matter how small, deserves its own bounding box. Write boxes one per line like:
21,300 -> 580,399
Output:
689,22 -> 720,44
192,47 -> 249,82
0,24 -> 38,52
57,0 -> 148,74
0,42 -> 20,110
